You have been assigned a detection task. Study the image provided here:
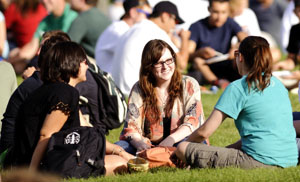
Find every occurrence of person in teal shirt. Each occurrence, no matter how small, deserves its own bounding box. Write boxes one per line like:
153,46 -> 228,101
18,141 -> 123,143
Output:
175,36 -> 298,168
8,0 -> 77,74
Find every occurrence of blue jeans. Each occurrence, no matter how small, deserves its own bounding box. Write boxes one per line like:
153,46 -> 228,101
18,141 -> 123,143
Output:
293,112 -> 300,120
115,137 -> 207,155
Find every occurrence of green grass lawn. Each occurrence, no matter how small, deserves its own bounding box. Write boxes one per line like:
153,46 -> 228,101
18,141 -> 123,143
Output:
64,90 -> 300,182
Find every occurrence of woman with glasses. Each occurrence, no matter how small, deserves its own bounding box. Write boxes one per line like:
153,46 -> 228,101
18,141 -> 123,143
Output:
116,39 -> 206,155
175,36 -> 298,169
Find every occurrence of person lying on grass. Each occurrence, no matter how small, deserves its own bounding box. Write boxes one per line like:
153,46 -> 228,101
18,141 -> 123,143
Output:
175,36 -> 298,169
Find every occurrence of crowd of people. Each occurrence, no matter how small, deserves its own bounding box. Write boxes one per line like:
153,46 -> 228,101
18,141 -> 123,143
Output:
0,0 -> 300,179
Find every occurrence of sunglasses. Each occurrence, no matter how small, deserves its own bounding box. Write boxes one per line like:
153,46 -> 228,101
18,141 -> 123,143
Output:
137,8 -> 150,17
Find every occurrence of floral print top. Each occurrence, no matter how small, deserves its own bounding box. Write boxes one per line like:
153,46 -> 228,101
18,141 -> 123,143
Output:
120,76 -> 205,144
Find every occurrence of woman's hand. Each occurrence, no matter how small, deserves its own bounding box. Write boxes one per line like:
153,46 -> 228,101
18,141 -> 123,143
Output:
159,136 -> 175,147
119,150 -> 135,161
130,139 -> 151,152
282,70 -> 300,80
199,47 -> 216,59
22,66 -> 36,80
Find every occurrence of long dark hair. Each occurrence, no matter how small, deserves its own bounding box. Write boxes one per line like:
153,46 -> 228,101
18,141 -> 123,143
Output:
40,41 -> 87,84
139,39 -> 183,121
239,36 -> 272,91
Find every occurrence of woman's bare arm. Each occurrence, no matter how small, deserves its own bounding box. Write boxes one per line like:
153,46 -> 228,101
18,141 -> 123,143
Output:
30,110 -> 68,170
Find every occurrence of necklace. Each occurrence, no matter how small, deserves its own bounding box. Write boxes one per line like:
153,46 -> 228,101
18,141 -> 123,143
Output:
157,90 -> 168,108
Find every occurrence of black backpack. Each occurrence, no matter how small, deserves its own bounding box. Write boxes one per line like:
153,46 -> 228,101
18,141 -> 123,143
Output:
41,126 -> 106,178
80,61 -> 127,131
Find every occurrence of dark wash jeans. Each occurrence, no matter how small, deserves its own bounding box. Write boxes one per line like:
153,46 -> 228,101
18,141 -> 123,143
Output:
115,137 -> 207,155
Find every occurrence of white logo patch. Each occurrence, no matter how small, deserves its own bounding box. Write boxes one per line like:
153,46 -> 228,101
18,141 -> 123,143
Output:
64,132 -> 80,144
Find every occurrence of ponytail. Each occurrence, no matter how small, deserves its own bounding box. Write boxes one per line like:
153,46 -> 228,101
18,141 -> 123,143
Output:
239,36 -> 272,92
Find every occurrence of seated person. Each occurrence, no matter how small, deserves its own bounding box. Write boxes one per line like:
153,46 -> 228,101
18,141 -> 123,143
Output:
116,39 -> 206,155
273,0 -> 300,71
249,0 -> 288,50
68,0 -> 111,58
4,41 -> 132,175
4,0 -> 47,51
0,31 -> 71,154
175,36 -> 298,169
7,0 -> 78,74
229,0 -> 281,63
95,0 -> 151,74
188,0 -> 247,88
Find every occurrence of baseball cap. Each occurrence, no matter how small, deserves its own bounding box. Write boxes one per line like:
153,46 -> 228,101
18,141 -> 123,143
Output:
149,1 -> 184,24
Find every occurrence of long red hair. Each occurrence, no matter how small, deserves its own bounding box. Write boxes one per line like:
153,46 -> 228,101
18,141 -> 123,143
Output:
139,39 -> 183,122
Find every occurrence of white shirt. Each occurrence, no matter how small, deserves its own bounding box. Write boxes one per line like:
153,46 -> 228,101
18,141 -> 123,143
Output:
110,19 -> 178,96
231,8 -> 262,45
233,8 -> 261,36
280,1 -> 299,52
95,20 -> 130,73
108,4 -> 125,22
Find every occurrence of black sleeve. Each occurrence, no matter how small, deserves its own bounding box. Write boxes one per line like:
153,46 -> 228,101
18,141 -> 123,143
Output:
286,25 -> 299,54
47,84 -> 79,117
0,75 -> 42,153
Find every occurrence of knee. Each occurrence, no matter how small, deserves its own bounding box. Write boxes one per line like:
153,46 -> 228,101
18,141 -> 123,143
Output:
105,155 -> 128,176
175,141 -> 189,162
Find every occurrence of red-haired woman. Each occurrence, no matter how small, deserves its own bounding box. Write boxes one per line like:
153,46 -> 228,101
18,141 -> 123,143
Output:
175,36 -> 298,169
116,39 -> 206,154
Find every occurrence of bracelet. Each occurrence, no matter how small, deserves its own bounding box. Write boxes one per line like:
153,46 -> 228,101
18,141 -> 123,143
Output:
112,147 -> 124,155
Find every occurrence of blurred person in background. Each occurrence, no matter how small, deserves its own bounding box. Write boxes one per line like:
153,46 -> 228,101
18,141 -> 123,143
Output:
274,0 -> 300,71
68,0 -> 111,58
280,0 -> 299,53
108,0 -> 125,21
229,0 -> 281,63
249,0 -> 288,50
187,0 -> 247,89
7,0 -> 77,74
4,0 -> 47,53
95,0 -> 151,73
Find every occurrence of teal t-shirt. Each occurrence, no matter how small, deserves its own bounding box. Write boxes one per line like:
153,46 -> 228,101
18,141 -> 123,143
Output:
215,76 -> 298,168
34,3 -> 78,39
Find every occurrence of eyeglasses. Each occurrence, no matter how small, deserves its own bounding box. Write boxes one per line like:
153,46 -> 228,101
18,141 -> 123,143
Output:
137,8 -> 150,17
153,58 -> 174,68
